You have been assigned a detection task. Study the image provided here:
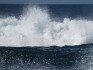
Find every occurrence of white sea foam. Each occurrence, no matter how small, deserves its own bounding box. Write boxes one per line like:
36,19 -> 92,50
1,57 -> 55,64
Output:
0,6 -> 93,47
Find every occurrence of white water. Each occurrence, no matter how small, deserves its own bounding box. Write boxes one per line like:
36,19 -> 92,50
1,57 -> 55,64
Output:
0,6 -> 93,47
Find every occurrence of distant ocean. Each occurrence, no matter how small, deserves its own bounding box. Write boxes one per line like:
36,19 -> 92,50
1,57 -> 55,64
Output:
0,4 -> 93,70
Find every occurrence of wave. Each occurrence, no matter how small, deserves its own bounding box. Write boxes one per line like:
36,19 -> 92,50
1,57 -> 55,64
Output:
0,6 -> 93,47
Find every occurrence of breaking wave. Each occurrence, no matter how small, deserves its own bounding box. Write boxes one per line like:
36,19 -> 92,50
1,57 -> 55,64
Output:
0,6 -> 93,47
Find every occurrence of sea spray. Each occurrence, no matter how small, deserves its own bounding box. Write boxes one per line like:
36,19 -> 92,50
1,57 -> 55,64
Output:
0,6 -> 93,47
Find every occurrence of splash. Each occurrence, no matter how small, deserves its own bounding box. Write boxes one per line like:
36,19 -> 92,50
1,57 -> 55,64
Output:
0,6 -> 93,47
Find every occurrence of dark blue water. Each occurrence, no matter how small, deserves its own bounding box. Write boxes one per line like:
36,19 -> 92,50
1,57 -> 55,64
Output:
0,44 -> 93,70
0,4 -> 93,19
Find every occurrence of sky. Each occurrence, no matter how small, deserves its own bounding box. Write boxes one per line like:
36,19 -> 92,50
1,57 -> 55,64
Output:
0,0 -> 93,4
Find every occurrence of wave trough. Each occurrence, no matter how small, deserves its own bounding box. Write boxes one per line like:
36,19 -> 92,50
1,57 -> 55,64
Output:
0,6 -> 93,47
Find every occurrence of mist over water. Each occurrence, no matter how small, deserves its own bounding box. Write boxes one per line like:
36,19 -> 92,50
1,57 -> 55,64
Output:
0,6 -> 93,47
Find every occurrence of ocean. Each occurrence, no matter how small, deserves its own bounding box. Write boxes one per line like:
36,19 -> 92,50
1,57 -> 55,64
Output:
0,4 -> 93,70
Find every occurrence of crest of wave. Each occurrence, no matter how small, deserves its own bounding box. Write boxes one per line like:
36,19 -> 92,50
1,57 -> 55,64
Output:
0,6 -> 93,47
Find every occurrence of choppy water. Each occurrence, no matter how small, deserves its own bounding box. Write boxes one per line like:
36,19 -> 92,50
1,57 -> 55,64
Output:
0,44 -> 93,70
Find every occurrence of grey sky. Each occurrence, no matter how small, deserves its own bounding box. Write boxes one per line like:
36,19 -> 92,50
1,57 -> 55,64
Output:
0,0 -> 93,4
